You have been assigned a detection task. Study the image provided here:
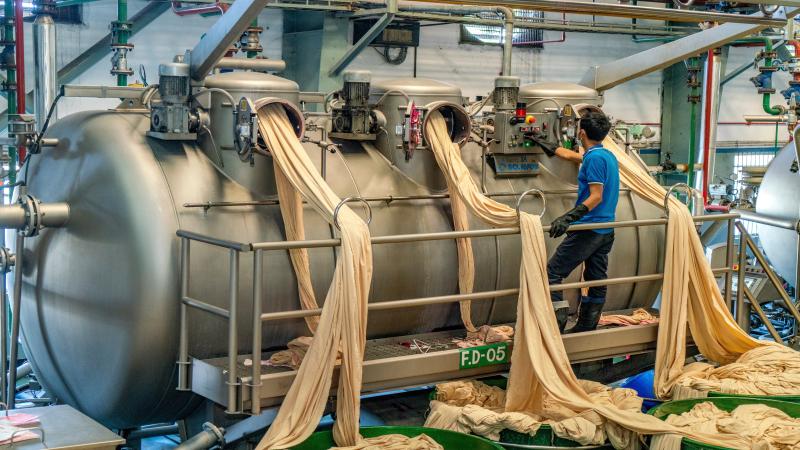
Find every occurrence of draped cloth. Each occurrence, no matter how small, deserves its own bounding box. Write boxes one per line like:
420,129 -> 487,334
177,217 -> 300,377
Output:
424,111 -> 747,449
255,103 -> 372,449
595,136 -> 781,399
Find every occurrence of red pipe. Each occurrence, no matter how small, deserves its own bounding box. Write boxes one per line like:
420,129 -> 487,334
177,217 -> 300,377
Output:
790,40 -> 800,82
701,49 -> 715,205
14,0 -> 25,162
705,204 -> 730,213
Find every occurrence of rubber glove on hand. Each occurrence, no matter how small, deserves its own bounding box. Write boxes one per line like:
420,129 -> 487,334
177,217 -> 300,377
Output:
549,204 -> 589,238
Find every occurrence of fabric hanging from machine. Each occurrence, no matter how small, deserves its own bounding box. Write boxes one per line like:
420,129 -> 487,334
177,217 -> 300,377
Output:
422,110 -> 746,449
253,102 -> 443,450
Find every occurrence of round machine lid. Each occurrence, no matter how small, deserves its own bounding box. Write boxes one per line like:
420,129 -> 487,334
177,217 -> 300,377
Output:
203,71 -> 299,93
370,78 -> 462,98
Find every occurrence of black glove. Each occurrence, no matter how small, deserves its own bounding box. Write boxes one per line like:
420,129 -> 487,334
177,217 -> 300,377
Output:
531,137 -> 557,157
549,204 -> 589,238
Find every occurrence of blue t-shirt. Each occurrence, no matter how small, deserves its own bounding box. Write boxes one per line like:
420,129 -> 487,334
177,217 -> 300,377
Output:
573,145 -> 619,234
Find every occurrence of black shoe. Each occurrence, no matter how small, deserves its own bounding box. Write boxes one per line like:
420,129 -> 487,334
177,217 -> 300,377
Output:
555,307 -> 569,333
566,302 -> 604,333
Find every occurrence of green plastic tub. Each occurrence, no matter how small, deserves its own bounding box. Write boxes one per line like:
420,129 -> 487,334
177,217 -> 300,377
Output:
647,396 -> 800,450
708,390 -> 800,404
430,378 -> 611,449
289,426 -> 504,450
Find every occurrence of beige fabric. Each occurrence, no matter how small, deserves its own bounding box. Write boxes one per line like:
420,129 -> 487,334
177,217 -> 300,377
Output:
424,111 -> 747,449
595,136 -> 800,400
426,380 -> 642,446
651,402 -> 800,450
255,104 -> 372,449
274,167 -> 321,332
331,434 -> 444,450
598,308 -> 658,327
672,345 -> 800,399
448,178 -> 478,332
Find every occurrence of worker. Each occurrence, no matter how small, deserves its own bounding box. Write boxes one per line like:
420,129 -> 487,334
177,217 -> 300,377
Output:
542,110 -> 618,333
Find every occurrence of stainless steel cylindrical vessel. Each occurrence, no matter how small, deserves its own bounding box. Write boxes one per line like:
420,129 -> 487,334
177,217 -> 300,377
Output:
755,143 -> 800,282
20,75 -> 664,430
33,14 -> 57,130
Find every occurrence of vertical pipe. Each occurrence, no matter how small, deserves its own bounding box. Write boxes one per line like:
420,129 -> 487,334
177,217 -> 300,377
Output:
177,238 -> 190,391
226,249 -> 240,414
13,0 -> 25,164
7,233 -> 22,409
33,14 -> 57,132
246,19 -> 258,58
736,230 -> 748,330
499,7 -> 513,76
117,0 -> 128,86
0,255 -> 7,406
5,0 -> 18,180
699,48 -> 722,204
250,250 -> 262,414
724,218 -> 734,312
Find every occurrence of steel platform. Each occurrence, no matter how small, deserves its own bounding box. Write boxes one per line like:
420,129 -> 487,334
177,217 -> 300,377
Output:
189,314 -> 661,412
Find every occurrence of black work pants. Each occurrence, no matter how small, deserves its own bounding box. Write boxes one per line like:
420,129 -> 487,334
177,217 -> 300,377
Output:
547,230 -> 615,305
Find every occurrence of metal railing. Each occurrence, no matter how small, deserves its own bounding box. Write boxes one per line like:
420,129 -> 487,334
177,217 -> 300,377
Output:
175,189 -> 743,415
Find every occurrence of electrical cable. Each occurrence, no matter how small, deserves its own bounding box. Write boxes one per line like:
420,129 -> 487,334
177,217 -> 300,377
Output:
22,91 -> 64,187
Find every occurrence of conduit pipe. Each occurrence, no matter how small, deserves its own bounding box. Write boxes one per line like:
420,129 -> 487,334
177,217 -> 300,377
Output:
33,14 -> 57,132
14,0 -> 26,162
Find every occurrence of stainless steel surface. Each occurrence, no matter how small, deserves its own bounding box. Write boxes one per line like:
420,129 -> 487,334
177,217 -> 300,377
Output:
189,0 -> 270,80
10,405 -> 123,450
745,114 -> 791,122
736,208 -> 799,230
215,57 -> 287,73
192,319 -> 662,408
62,84 -> 147,99
203,72 -> 300,197
499,6 -> 513,76
22,73 -> 671,427
755,142 -> 800,283
423,0 -> 790,24
251,251 -> 263,415
227,250 -> 240,414
725,218 -> 735,311
33,14 -> 57,132
580,8 -> 794,91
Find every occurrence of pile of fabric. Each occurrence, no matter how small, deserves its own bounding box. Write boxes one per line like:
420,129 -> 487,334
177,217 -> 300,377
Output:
425,380 -> 643,446
650,402 -> 800,450
598,308 -> 658,327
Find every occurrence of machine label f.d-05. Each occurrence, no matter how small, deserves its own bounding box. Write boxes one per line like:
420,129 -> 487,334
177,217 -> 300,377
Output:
459,342 -> 510,369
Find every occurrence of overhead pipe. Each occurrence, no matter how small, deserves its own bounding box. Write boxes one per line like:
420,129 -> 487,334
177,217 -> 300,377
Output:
215,56 -> 286,72
499,6 -> 513,76
14,0 -> 26,163
411,0 -> 790,25
172,1 -> 229,16
33,13 -> 58,132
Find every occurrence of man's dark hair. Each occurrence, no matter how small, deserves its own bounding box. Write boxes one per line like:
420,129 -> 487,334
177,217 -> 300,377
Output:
579,110 -> 611,141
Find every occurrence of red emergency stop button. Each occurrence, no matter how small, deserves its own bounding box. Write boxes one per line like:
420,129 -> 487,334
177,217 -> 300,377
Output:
526,115 -> 536,124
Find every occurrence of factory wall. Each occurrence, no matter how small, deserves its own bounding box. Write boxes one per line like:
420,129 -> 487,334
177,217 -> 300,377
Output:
11,0 -> 789,153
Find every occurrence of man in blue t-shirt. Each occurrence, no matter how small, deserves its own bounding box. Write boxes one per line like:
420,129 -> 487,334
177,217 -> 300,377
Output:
543,110 -> 619,333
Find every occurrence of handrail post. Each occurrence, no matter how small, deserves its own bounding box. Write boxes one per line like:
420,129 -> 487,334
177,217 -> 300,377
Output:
177,238 -> 191,391
743,285 -> 784,342
250,250 -> 263,414
724,217 -> 735,311
226,249 -> 240,414
737,228 -> 748,330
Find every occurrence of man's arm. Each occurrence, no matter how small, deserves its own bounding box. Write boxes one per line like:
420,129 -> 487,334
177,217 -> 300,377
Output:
554,146 -> 583,163
583,183 -> 603,210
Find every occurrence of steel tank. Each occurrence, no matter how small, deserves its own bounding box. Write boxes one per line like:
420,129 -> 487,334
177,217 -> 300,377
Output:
19,74 -> 663,429
755,142 -> 799,282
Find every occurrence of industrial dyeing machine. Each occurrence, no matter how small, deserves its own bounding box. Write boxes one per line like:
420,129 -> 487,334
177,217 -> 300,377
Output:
0,0 -> 789,438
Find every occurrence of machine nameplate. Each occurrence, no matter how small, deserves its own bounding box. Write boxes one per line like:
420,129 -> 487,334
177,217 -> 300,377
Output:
459,342 -> 510,369
493,154 -> 540,177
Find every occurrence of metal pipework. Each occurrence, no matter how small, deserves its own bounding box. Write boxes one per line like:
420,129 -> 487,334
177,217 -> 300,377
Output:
189,0 -> 271,81
744,114 -> 788,123
174,422 -> 225,450
0,199 -> 70,234
734,208 -> 800,232
424,0 -> 789,25
580,8 -> 796,91
33,13 -> 57,132
215,57 -> 286,73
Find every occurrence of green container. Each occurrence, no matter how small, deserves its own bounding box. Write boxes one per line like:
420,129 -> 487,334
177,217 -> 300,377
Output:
647,396 -> 800,450
290,426 -> 504,450
708,390 -> 800,404
430,378 -> 611,449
